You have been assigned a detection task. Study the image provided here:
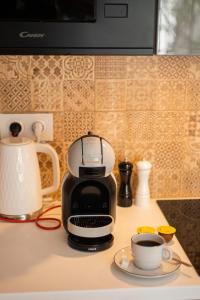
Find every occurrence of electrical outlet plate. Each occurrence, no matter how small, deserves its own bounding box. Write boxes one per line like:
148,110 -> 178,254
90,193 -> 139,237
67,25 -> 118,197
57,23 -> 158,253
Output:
0,113 -> 53,141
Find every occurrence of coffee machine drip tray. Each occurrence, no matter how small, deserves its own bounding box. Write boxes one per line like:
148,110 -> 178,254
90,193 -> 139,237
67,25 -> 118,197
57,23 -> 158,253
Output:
67,214 -> 114,251
68,233 -> 114,252
67,214 -> 114,238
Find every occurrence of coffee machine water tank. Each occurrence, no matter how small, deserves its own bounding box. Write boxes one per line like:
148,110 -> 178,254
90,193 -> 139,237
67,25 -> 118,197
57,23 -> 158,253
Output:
67,132 -> 115,178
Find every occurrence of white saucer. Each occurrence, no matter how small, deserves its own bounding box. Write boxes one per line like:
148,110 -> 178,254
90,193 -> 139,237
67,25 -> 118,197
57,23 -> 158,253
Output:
114,246 -> 181,278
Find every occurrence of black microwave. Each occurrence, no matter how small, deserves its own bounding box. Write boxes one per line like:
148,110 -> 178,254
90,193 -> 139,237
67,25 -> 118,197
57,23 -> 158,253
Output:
0,0 -> 157,55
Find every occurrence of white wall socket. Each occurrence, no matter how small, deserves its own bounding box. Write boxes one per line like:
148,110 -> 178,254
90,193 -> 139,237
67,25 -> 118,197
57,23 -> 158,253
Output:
0,113 -> 53,141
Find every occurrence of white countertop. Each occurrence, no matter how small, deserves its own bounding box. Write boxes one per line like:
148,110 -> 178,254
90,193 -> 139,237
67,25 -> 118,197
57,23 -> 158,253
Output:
0,200 -> 200,300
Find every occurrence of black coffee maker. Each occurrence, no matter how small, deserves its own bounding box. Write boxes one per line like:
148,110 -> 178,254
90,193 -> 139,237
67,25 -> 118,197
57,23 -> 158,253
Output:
62,133 -> 117,252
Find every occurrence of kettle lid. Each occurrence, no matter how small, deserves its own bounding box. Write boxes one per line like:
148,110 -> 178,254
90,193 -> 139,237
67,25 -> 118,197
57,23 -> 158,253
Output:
1,136 -> 32,146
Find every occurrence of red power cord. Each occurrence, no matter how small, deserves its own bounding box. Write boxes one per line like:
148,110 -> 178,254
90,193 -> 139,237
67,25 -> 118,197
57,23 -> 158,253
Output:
0,205 -> 62,230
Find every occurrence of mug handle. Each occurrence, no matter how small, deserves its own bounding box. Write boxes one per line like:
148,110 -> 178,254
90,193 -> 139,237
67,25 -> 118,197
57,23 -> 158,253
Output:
162,247 -> 173,261
35,143 -> 60,196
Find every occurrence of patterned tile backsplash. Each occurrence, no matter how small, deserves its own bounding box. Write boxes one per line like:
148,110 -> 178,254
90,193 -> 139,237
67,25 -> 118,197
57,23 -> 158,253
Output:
1,55 -> 200,200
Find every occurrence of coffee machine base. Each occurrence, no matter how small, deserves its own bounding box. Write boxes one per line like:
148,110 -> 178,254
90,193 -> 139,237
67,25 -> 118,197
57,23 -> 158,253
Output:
68,234 -> 114,252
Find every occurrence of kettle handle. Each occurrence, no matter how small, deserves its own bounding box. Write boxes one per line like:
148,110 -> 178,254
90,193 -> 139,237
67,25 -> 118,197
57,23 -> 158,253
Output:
35,143 -> 60,196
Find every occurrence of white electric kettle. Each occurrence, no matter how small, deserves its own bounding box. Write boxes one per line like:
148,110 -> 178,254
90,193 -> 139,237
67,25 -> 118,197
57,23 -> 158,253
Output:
0,136 -> 60,219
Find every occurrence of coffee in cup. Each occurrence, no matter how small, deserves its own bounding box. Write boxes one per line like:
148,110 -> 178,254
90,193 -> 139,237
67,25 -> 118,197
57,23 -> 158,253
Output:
131,233 -> 172,270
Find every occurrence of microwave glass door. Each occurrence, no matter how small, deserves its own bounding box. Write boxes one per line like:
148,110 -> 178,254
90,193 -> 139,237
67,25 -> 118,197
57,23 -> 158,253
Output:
0,0 -> 96,22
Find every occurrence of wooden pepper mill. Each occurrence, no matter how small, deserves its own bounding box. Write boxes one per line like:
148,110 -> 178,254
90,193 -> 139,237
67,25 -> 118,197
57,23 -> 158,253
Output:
117,159 -> 133,207
135,160 -> 152,207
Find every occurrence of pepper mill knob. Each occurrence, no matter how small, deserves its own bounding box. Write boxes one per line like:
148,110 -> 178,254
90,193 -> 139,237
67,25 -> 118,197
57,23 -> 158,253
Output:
135,160 -> 152,207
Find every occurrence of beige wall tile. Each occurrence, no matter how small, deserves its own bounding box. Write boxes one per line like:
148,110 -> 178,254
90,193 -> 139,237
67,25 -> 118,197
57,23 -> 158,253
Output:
188,56 -> 200,80
127,80 -> 157,110
63,80 -> 95,111
154,141 -> 186,170
53,112 -> 64,142
125,141 -> 155,164
64,112 -> 94,142
181,143 -> 200,197
185,111 -> 200,142
183,145 -> 200,170
155,80 -> 186,110
126,112 -> 155,142
127,56 -> 158,80
95,56 -> 127,79
64,56 -> 94,80
0,79 -> 31,112
94,111 -> 127,169
157,56 -> 189,80
31,80 -> 63,111
151,170 -> 182,199
186,80 -> 200,110
181,168 -> 200,197
0,56 -> 32,80
153,112 -> 186,141
94,112 -> 126,143
31,56 -> 63,80
95,80 -> 126,111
